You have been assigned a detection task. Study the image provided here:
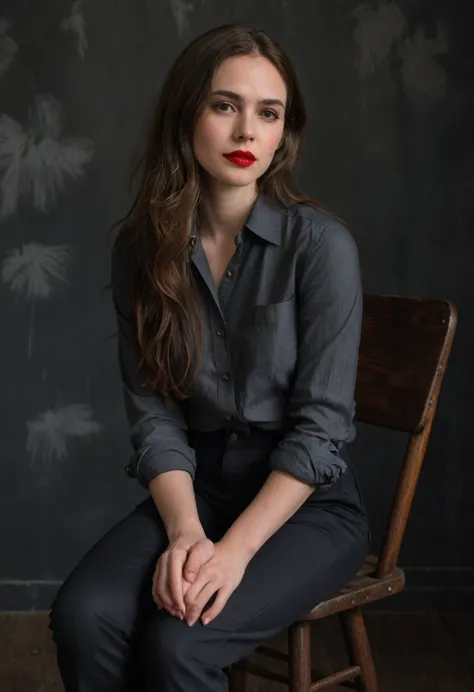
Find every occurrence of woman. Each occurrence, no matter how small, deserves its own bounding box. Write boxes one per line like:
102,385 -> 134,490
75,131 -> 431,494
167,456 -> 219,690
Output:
50,23 -> 370,692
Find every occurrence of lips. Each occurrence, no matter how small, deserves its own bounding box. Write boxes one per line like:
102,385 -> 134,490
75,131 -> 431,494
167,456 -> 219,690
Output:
224,150 -> 256,161
223,150 -> 256,168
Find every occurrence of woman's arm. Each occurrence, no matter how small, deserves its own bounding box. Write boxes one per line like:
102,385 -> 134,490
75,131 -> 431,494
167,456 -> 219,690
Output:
110,236 -> 197,489
221,219 -> 362,558
111,235 -> 214,617
182,471 -> 315,626
218,469 -> 314,560
149,470 -> 214,620
148,470 -> 202,540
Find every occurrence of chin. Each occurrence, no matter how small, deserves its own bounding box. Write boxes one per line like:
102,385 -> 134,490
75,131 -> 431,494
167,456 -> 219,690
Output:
218,165 -> 260,184
225,178 -> 258,189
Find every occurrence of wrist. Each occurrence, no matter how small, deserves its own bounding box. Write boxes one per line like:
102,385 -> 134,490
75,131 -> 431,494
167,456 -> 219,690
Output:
218,530 -> 256,564
166,518 -> 204,543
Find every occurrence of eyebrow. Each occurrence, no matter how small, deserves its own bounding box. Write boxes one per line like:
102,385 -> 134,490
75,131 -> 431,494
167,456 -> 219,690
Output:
211,89 -> 286,109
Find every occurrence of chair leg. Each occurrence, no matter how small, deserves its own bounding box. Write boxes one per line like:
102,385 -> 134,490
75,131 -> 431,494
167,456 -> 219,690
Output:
228,664 -> 246,692
340,608 -> 378,692
288,621 -> 312,692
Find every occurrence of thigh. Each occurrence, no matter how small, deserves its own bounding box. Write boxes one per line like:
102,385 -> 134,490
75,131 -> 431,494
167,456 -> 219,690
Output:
51,491 -> 218,633
139,502 -> 368,671
215,503 -> 368,637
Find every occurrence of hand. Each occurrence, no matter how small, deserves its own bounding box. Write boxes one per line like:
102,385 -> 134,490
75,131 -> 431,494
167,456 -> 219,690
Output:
183,540 -> 250,627
152,527 -> 214,619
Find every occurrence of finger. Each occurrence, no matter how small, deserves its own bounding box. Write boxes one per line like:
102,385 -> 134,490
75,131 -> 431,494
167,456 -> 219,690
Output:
183,570 -> 209,608
153,562 -> 180,617
156,554 -> 175,613
186,580 -> 219,626
201,585 -> 232,625
169,549 -> 187,617
182,578 -> 193,598
183,540 -> 214,583
153,587 -> 167,612
152,561 -> 163,606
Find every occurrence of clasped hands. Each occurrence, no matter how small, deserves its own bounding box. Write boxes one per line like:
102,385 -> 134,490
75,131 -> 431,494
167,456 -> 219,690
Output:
152,527 -> 250,627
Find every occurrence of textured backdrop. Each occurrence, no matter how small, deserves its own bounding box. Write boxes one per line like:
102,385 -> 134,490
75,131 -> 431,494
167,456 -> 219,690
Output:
0,0 -> 472,610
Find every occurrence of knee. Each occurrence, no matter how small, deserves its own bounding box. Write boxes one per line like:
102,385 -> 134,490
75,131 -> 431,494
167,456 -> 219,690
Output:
49,578 -> 112,647
140,617 -> 195,675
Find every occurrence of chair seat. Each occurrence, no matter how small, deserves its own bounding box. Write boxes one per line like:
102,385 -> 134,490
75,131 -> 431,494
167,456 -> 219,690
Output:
300,555 -> 405,621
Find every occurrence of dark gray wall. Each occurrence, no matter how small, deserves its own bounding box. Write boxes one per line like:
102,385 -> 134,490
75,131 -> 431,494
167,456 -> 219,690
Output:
1,1 -> 472,611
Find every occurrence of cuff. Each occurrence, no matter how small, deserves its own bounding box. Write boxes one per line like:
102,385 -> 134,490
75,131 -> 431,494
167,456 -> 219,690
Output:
125,448 -> 196,488
269,448 -> 347,490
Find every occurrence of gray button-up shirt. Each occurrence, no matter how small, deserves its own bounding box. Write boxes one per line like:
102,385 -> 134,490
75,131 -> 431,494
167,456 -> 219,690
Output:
111,195 -> 363,491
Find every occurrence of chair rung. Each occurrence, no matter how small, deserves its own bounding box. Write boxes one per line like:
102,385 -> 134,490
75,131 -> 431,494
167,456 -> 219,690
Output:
255,645 -> 289,663
234,659 -> 361,690
234,660 -> 289,685
248,648 -> 333,683
310,665 -> 361,691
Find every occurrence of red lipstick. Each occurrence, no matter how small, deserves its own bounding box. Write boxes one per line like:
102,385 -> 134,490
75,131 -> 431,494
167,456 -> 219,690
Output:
223,150 -> 256,168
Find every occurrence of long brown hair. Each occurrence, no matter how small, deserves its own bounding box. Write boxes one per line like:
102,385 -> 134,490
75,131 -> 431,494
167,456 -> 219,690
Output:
110,23 -> 338,401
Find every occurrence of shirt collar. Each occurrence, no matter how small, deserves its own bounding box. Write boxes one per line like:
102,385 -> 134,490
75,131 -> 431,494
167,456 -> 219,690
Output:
243,194 -> 284,246
190,194 -> 285,250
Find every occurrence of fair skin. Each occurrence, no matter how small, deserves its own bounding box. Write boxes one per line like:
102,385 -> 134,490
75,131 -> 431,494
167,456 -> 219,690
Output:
193,52 -> 287,284
152,53 -> 316,627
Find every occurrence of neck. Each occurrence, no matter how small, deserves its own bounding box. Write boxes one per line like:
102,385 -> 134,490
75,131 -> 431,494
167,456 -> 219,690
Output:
199,181 -> 258,242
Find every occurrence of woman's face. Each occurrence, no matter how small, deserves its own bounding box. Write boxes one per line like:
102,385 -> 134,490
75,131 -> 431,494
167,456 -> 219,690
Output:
193,54 -> 287,189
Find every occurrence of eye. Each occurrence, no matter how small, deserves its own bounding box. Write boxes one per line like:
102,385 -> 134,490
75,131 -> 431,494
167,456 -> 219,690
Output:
213,102 -> 234,113
261,109 -> 279,121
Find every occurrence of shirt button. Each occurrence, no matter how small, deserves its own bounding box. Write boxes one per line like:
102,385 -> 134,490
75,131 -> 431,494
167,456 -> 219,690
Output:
229,432 -> 238,443
224,415 -> 232,421
225,269 -> 233,278
222,373 -> 231,382
217,328 -> 225,338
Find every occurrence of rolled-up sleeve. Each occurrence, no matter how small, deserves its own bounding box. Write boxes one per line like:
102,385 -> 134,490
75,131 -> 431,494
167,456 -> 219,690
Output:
110,238 -> 196,488
268,220 -> 362,489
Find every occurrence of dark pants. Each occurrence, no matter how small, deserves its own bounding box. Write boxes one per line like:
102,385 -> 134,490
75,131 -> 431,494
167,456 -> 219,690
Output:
49,431 -> 370,692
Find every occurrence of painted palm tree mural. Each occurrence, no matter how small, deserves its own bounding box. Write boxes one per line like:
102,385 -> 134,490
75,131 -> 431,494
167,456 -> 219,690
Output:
352,1 -> 448,108
26,403 -> 101,478
0,17 -> 18,78
61,1 -> 89,61
0,8 -> 103,500
352,1 -> 408,79
168,0 -> 195,37
0,93 -> 94,219
1,242 -> 72,358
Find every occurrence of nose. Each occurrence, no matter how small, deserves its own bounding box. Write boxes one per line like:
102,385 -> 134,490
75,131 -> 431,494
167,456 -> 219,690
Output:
234,111 -> 255,143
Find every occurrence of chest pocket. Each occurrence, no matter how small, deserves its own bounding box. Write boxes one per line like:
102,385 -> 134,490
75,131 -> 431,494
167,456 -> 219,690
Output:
239,296 -> 297,383
251,296 -> 296,326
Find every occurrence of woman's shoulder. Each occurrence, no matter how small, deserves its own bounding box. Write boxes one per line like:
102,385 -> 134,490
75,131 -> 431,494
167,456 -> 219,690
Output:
285,201 -> 358,259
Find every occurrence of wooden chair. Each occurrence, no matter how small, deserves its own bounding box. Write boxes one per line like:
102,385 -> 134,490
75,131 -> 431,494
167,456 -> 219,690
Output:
229,293 -> 457,692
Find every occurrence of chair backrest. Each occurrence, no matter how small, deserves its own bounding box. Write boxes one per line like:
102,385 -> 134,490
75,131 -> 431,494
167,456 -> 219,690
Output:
355,293 -> 457,578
